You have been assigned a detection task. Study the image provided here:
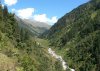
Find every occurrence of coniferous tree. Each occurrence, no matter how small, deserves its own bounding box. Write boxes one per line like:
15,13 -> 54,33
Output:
0,2 -> 2,19
3,5 -> 8,18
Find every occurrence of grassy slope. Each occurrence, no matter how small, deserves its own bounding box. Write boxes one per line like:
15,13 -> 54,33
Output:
0,20 -> 64,71
0,6 -> 64,71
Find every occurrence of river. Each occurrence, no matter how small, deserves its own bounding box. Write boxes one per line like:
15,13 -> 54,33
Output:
48,48 -> 75,71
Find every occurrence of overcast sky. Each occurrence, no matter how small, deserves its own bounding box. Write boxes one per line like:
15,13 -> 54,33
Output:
2,0 -> 89,25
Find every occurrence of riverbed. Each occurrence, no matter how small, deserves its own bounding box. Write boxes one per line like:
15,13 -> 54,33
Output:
48,48 -> 75,71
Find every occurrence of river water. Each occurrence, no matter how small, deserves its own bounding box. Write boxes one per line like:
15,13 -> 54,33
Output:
48,48 -> 75,71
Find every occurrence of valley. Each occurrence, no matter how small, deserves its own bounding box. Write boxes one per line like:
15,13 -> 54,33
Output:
35,37 -> 75,71
0,0 -> 100,71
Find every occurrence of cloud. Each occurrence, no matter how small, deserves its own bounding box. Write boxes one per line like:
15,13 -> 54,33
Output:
16,8 -> 35,19
12,8 -> 16,13
33,14 -> 48,23
33,14 -> 58,25
50,16 -> 58,24
4,0 -> 17,6
14,8 -> 58,25
2,4 -> 4,8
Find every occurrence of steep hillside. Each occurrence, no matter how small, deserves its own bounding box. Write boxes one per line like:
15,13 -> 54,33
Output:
0,4 -> 63,71
44,0 -> 100,71
15,15 -> 51,36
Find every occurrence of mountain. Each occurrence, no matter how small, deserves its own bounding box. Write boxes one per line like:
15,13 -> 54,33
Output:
0,4 -> 64,71
15,15 -> 51,36
0,0 -> 100,71
44,0 -> 100,71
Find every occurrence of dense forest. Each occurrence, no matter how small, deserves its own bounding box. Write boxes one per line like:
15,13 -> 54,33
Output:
0,3 -> 64,71
0,0 -> 100,71
43,0 -> 100,71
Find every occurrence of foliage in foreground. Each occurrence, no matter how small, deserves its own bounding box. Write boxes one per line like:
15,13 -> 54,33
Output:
0,4 -> 64,71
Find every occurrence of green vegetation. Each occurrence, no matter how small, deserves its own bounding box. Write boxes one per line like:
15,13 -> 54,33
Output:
35,38 -> 49,47
0,3 -> 64,71
1,0 -> 100,71
43,0 -> 100,71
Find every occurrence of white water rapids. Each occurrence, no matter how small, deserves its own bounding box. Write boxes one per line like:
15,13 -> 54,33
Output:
48,48 -> 75,71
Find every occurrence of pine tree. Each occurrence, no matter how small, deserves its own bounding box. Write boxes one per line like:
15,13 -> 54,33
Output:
3,5 -> 8,18
0,0 -> 3,19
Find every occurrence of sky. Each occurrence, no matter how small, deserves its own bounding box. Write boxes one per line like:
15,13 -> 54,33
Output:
2,0 -> 90,25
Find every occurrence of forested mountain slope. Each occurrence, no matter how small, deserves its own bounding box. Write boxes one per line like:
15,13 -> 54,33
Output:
0,4 -> 63,71
15,15 -> 51,36
44,0 -> 100,71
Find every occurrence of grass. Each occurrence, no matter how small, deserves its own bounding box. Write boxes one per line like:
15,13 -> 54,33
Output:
0,53 -> 15,71
35,37 -> 50,47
